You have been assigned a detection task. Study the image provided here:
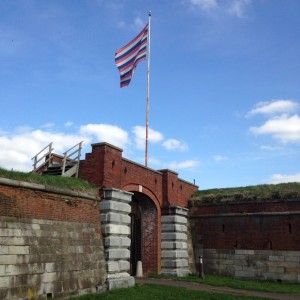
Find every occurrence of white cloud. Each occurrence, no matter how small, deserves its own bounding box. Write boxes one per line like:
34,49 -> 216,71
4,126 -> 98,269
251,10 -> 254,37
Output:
189,0 -> 251,17
260,145 -> 283,151
162,139 -> 188,151
0,128 -> 86,172
168,160 -> 199,170
42,123 -> 55,129
79,124 -> 129,148
132,126 -> 163,150
213,155 -> 228,162
133,17 -> 145,29
247,100 -> 298,117
266,172 -> 300,184
0,123 -> 131,172
250,114 -> 300,143
190,0 -> 218,12
65,121 -> 74,127
227,0 -> 251,18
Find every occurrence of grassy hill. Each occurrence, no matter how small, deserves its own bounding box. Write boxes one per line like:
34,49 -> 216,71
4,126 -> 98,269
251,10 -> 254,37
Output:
0,167 -> 98,195
192,183 -> 300,203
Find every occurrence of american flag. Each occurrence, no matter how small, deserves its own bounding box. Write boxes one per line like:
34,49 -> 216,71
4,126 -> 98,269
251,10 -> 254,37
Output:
115,23 -> 149,87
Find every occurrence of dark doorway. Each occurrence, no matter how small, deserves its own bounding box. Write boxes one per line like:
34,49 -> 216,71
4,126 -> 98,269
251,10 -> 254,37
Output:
130,192 -> 158,276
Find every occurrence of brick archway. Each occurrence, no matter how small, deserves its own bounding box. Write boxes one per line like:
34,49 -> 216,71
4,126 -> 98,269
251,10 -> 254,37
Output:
130,192 -> 159,275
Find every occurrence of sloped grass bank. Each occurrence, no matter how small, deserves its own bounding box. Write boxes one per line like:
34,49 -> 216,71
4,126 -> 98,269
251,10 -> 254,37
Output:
192,182 -> 300,203
0,167 -> 98,195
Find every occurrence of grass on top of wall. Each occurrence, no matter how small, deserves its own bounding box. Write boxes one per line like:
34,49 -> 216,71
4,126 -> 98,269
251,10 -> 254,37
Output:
0,167 -> 98,195
191,182 -> 300,203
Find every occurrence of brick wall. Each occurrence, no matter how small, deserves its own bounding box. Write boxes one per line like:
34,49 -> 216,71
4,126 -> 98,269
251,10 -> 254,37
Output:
189,200 -> 300,251
189,199 -> 300,282
0,178 -> 106,299
79,143 -> 198,208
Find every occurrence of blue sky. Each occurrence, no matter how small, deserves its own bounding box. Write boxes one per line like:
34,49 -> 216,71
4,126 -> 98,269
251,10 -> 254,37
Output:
1,0 -> 300,190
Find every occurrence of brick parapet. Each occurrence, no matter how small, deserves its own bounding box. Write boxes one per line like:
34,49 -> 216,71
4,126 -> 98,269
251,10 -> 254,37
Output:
79,143 -> 197,208
189,200 -> 300,251
0,180 -> 106,299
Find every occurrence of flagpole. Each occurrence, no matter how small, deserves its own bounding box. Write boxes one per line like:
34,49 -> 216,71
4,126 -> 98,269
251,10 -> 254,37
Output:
145,11 -> 151,167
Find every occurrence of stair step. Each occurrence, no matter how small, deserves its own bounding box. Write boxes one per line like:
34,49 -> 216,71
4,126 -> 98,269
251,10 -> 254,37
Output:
42,162 -> 77,176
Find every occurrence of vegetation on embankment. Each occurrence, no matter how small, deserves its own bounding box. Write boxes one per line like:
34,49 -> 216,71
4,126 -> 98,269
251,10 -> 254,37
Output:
0,167 -> 98,195
192,182 -> 300,203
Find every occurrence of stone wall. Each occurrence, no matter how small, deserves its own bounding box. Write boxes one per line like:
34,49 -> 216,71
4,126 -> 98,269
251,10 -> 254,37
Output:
197,248 -> 300,282
0,178 -> 107,299
100,188 -> 134,290
161,207 -> 190,276
189,198 -> 300,282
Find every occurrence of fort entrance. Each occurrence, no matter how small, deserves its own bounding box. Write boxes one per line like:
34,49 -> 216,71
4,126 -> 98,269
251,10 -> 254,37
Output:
130,192 -> 158,276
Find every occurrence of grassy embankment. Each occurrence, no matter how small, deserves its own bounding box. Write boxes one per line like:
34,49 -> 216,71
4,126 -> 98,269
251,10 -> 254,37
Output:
192,182 -> 300,203
0,167 -> 97,195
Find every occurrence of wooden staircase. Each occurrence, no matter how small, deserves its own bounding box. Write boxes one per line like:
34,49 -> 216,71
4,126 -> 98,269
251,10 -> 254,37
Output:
32,142 -> 83,178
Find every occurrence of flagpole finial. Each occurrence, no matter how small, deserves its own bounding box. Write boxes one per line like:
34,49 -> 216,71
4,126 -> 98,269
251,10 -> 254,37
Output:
149,11 -> 151,17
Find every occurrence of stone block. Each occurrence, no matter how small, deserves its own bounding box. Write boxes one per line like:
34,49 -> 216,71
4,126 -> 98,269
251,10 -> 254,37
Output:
102,224 -> 130,235
119,260 -> 130,272
0,276 -> 10,288
161,259 -> 188,268
0,228 -> 22,237
162,224 -> 187,233
107,276 -> 135,291
103,189 -> 133,203
168,206 -> 188,217
41,272 -> 58,283
161,268 -> 189,277
101,212 -> 120,223
0,265 -> 5,275
161,232 -> 187,241
161,215 -> 187,225
0,255 -> 18,264
269,255 -> 284,262
106,249 -> 130,260
161,241 -> 187,250
0,245 -> 8,254
161,250 -> 188,259
5,264 -> 28,275
100,201 -> 131,214
235,250 -> 254,255
235,270 -> 256,278
0,237 -> 25,246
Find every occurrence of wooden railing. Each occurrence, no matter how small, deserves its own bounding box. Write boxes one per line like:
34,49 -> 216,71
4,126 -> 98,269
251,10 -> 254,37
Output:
32,142 -> 54,173
62,141 -> 83,178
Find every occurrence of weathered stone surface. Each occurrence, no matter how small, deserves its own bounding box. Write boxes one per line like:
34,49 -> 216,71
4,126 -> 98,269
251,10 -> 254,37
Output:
198,248 -> 300,283
102,224 -> 130,235
107,276 -> 135,290
161,215 -> 187,225
161,208 -> 189,277
161,232 -> 187,241
0,216 -> 107,300
162,224 -> 187,233
100,188 -> 133,290
100,201 -> 131,214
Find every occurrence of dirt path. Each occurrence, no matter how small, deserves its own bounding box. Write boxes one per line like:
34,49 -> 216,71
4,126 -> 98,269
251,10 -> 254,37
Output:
135,277 -> 300,300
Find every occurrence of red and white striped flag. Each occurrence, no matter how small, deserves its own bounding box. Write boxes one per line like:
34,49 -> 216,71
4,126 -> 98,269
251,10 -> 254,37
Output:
115,23 -> 149,87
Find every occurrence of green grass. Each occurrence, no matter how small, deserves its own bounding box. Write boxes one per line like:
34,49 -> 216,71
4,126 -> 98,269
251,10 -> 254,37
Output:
150,274 -> 300,295
192,182 -> 300,203
66,284 -> 268,300
0,167 -> 98,195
